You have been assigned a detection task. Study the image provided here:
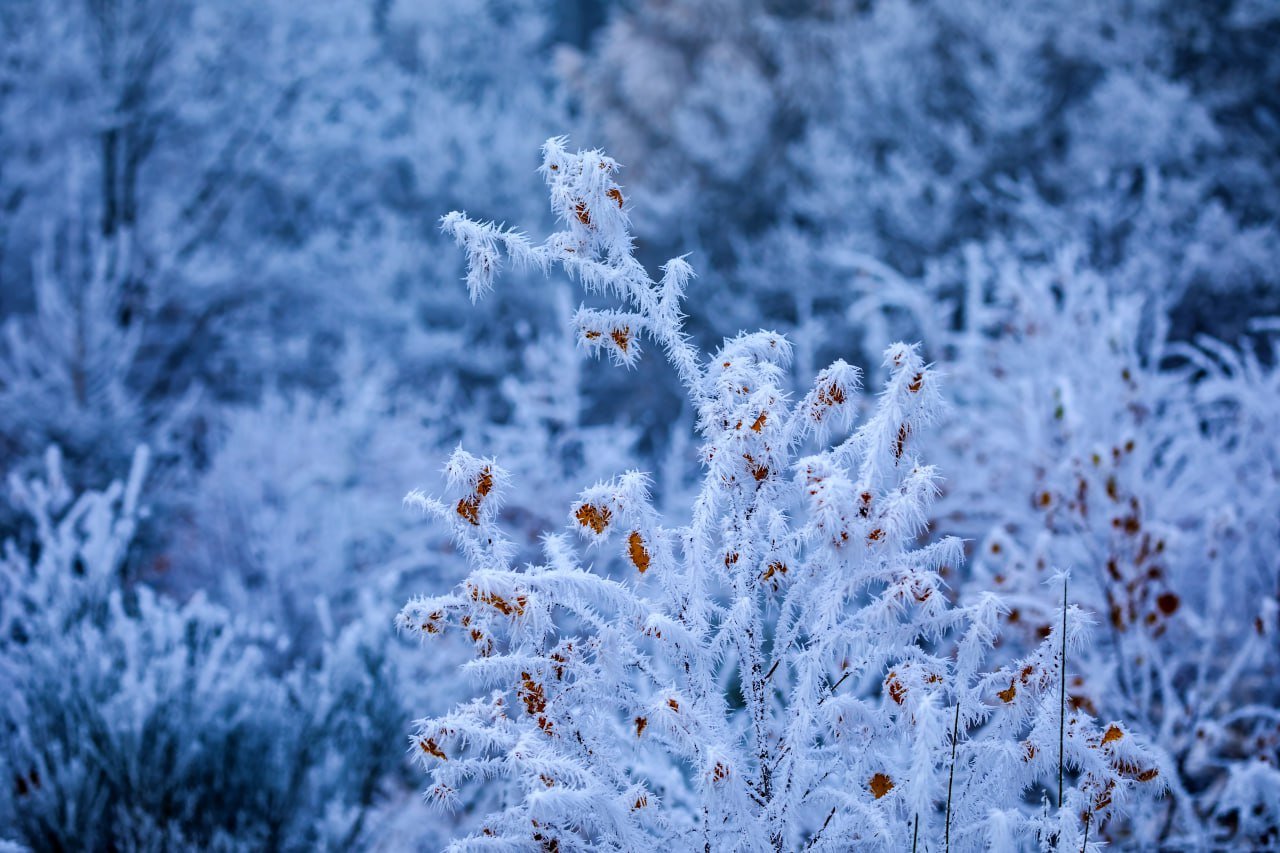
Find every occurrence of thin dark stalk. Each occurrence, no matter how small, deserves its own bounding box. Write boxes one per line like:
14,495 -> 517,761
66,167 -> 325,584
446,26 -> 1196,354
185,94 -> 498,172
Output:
945,700 -> 960,853
1081,811 -> 1091,852
1059,575 -> 1068,810
803,807 -> 837,851
912,813 -> 919,853
763,658 -> 781,683
827,670 -> 851,695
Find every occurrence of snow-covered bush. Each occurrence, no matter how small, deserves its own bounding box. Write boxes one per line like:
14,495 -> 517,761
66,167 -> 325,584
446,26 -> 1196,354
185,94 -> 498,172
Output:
397,138 -> 1162,850
0,448 -> 412,851
866,242 -> 1280,847
176,303 -> 638,637
171,356 -> 447,644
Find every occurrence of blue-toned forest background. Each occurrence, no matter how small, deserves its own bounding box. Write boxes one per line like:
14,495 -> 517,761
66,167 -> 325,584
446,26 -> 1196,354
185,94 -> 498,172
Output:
1,1 -> 1277,849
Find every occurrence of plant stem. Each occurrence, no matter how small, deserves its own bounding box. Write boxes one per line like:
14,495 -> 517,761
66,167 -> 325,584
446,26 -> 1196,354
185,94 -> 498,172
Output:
1059,575 -> 1068,811
946,700 -> 960,853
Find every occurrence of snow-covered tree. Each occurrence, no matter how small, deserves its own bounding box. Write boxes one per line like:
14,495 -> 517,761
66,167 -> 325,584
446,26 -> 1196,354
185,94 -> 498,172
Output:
0,0 -> 571,494
0,211 -> 199,542
566,0 -> 1280,364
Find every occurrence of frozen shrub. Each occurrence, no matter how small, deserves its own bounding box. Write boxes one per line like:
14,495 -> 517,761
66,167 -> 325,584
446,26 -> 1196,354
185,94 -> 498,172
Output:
172,356 -> 447,645
398,139 -> 1161,850
872,242 -> 1280,846
0,0 -> 570,537
0,448 -> 411,851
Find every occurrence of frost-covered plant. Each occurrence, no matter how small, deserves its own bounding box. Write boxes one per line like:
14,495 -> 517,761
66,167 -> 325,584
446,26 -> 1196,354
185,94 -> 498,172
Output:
0,448 -> 411,851
172,354 -> 448,646
0,222 -> 194,514
398,139 -> 1162,850
872,243 -> 1280,847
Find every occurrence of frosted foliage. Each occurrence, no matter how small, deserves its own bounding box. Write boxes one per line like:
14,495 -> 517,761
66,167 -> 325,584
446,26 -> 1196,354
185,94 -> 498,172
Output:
0,227 -> 193,492
402,140 -> 1162,850
0,450 -> 414,851
871,243 -> 1280,848
0,0 -> 566,501
569,0 -> 1280,363
174,359 -> 447,640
